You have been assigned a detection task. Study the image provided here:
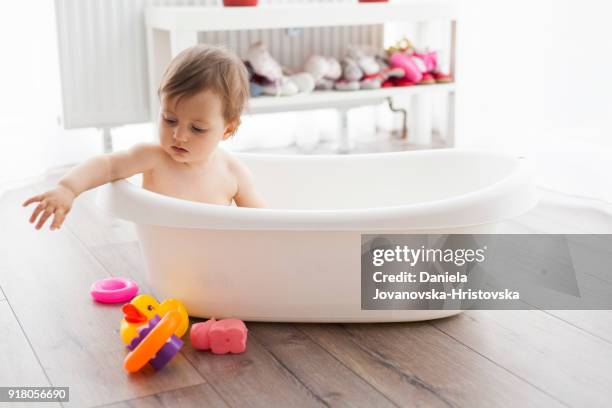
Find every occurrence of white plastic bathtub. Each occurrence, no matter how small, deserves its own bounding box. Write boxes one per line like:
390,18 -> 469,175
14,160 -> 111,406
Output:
97,149 -> 538,322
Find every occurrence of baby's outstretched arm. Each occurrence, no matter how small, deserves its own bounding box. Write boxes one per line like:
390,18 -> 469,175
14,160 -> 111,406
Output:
22,143 -> 163,230
229,157 -> 266,208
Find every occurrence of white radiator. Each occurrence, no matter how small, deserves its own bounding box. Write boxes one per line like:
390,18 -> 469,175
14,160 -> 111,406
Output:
54,0 -> 383,129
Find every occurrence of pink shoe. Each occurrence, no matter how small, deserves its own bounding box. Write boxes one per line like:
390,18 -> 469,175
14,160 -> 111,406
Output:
414,50 -> 438,73
389,52 -> 423,83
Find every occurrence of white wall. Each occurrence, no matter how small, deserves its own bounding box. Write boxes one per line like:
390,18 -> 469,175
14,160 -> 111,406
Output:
457,0 -> 612,148
0,0 -> 101,192
456,0 -> 612,203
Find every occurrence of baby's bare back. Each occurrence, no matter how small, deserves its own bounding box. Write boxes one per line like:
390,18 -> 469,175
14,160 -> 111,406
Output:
143,147 -> 238,205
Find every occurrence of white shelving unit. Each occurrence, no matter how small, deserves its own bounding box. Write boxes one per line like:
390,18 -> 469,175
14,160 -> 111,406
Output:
145,1 -> 457,150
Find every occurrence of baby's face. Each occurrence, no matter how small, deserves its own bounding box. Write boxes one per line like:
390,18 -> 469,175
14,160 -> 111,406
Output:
159,89 -> 235,166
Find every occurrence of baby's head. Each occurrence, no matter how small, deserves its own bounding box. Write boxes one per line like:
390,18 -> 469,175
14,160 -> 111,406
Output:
157,44 -> 249,164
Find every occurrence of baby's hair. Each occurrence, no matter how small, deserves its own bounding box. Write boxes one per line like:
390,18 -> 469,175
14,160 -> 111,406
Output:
158,44 -> 250,133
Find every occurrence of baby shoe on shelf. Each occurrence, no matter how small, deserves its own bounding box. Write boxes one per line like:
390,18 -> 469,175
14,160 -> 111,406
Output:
373,54 -> 404,88
334,79 -> 361,91
347,45 -> 380,76
246,41 -> 283,82
340,57 -> 363,82
262,76 -> 299,96
389,52 -> 423,84
359,73 -> 383,90
315,78 -> 335,91
334,58 -> 363,91
303,55 -> 342,90
289,72 -> 315,93
418,73 -> 436,85
413,49 -> 453,84
325,57 -> 342,81
244,61 -> 265,97
361,62 -> 404,89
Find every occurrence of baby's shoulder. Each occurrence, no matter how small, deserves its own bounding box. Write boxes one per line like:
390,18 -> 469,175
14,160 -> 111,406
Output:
218,149 -> 247,175
129,143 -> 170,166
217,149 -> 254,186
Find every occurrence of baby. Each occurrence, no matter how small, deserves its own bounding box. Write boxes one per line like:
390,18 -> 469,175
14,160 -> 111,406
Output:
23,44 -> 265,230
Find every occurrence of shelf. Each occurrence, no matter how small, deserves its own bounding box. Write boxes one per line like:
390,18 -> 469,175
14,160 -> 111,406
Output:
144,0 -> 458,146
145,1 -> 458,32
246,82 -> 454,114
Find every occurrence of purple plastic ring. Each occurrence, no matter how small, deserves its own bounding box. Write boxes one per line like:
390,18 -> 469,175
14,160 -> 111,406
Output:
90,277 -> 138,303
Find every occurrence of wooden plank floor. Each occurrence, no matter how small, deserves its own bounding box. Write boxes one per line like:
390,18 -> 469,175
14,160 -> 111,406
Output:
1,174 -> 612,407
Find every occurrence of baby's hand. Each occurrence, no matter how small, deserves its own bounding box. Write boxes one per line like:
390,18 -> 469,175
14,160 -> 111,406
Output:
22,185 -> 77,231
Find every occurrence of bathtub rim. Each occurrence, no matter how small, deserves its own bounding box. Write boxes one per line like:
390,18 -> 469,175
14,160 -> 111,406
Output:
96,148 -> 539,231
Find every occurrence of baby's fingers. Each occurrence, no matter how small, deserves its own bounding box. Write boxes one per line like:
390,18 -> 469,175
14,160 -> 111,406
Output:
35,206 -> 55,230
23,195 -> 43,207
50,209 -> 66,231
29,202 -> 47,224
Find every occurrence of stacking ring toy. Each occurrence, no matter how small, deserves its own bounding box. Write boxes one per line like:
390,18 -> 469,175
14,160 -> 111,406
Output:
90,277 -> 138,303
124,310 -> 183,373
119,295 -> 189,344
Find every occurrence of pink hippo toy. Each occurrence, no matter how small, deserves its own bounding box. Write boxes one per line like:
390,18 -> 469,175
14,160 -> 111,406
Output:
190,318 -> 248,354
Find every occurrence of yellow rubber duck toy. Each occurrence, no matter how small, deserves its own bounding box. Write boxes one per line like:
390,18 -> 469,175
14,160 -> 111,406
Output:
120,294 -> 189,344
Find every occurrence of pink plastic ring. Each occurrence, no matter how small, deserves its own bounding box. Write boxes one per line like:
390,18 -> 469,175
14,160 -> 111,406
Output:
90,277 -> 138,303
